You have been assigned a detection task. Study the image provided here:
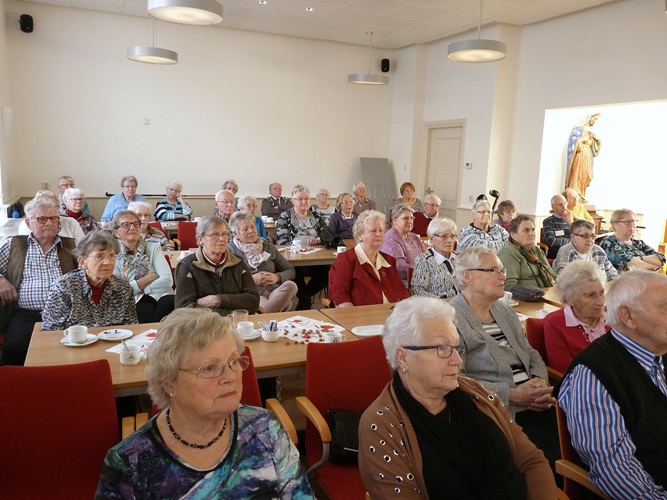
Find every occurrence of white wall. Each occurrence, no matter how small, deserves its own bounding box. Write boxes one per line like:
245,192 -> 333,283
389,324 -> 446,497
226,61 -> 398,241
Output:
3,1 -> 393,200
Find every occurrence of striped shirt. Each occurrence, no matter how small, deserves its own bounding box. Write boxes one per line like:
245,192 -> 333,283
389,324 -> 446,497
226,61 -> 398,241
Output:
558,329 -> 667,498
154,199 -> 192,221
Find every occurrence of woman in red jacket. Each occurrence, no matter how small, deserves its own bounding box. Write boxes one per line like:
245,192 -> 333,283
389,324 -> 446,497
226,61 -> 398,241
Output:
328,210 -> 409,307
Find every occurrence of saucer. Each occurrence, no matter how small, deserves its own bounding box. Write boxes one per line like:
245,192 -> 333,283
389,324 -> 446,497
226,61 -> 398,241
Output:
242,330 -> 262,341
61,333 -> 98,347
507,300 -> 519,307
98,329 -> 133,341
351,325 -> 384,337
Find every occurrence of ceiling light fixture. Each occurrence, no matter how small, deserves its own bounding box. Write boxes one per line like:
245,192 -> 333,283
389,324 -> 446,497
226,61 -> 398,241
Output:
448,0 -> 506,63
347,31 -> 389,85
127,18 -> 178,64
148,0 -> 223,25
304,7 -> 314,12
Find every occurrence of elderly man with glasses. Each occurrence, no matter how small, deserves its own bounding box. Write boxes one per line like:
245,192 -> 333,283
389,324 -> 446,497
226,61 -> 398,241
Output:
0,198 -> 78,365
412,193 -> 441,237
541,194 -> 576,260
214,190 -> 236,222
552,219 -> 617,280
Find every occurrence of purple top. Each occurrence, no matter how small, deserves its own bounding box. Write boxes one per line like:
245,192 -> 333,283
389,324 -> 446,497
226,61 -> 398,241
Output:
379,226 -> 423,280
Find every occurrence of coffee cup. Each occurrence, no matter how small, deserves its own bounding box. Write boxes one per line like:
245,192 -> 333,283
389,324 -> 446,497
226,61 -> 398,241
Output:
64,325 -> 88,344
231,309 -> 249,327
262,330 -> 280,342
261,216 -> 268,222
291,242 -> 302,253
237,321 -> 255,337
266,217 -> 273,223
336,246 -> 347,254
502,291 -> 513,303
120,345 -> 141,365
324,331 -> 346,343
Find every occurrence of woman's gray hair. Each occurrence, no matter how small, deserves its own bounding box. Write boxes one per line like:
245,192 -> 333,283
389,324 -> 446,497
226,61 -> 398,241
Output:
353,181 -> 366,193
127,201 -> 152,213
62,188 -> 84,203
222,179 -> 238,191
569,219 -> 595,235
383,296 -> 457,370
610,208 -> 635,224
35,190 -> 59,207
556,260 -> 606,305
426,217 -> 457,241
353,210 -> 386,242
390,203 -> 413,222
606,270 -> 667,327
508,214 -> 533,236
196,215 -> 228,240
111,210 -> 140,230
229,211 -> 255,233
471,199 -> 491,214
237,194 -> 256,209
74,230 -> 120,260
423,193 -> 441,205
336,192 -> 353,211
166,180 -> 183,191
291,185 -> 310,198
120,175 -> 138,187
146,308 -> 244,410
24,197 -> 58,218
453,246 -> 499,290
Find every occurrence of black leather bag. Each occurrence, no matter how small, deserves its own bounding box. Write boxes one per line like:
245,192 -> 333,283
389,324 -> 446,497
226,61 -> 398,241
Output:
510,285 -> 545,302
328,408 -> 362,465
320,225 -> 345,249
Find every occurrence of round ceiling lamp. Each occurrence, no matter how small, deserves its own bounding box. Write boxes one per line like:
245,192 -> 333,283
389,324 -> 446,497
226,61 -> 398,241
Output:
447,39 -> 506,63
348,32 -> 389,86
148,0 -> 223,25
127,46 -> 178,64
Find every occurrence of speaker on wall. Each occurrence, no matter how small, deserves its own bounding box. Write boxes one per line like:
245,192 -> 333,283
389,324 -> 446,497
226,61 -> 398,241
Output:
20,14 -> 33,33
381,58 -> 390,73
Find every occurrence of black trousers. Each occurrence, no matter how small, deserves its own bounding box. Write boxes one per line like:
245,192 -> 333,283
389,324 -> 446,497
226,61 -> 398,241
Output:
293,266 -> 329,310
0,308 -> 43,366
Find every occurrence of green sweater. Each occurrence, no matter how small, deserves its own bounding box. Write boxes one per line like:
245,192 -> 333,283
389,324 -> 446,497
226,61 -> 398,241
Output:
497,242 -> 556,291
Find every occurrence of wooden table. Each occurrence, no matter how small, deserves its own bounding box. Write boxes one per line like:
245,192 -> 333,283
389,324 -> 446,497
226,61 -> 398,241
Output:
541,287 -> 562,308
24,310 -> 356,397
320,303 -> 393,331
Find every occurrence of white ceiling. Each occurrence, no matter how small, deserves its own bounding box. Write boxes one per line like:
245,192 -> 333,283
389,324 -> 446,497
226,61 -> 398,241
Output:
19,0 -> 619,49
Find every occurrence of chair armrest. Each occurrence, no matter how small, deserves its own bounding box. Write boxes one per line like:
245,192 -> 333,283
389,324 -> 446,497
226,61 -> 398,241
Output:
265,397 -> 298,445
547,366 -> 564,385
172,238 -> 181,250
295,396 -> 331,443
121,412 -> 149,440
555,459 -> 609,498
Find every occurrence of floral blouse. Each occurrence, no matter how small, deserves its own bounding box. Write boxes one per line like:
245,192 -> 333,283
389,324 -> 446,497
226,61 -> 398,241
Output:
599,234 -> 666,272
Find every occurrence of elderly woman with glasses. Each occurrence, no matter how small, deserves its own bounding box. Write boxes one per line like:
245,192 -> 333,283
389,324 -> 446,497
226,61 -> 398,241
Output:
553,219 -> 616,281
112,211 -> 174,323
410,218 -> 458,299
450,246 -> 560,472
328,210 -> 408,307
599,208 -> 666,273
228,212 -> 297,313
358,296 -> 557,499
96,308 -> 313,498
155,180 -> 192,221
275,185 -> 329,310
544,260 -> 609,374
101,175 -> 146,222
310,187 -> 335,223
128,201 -> 174,251
237,194 -> 267,240
457,199 -> 509,252
498,214 -> 556,291
379,204 -> 424,281
327,192 -> 357,239
175,216 -> 259,315
61,188 -> 100,234
41,231 -> 137,331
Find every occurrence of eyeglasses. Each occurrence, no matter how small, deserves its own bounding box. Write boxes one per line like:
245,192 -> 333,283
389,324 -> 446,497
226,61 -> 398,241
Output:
293,198 -> 310,203
469,268 -> 506,276
122,184 -> 137,189
136,213 -> 151,219
205,232 -> 229,239
118,221 -> 141,229
69,198 -> 84,202
402,344 -> 466,359
433,233 -> 457,241
398,216 -> 415,221
166,187 -> 182,193
31,216 -> 59,225
87,252 -> 117,263
217,200 -> 235,205
475,210 -> 491,215
572,233 -> 596,240
615,219 -> 638,225
424,203 -> 440,208
179,356 -> 250,379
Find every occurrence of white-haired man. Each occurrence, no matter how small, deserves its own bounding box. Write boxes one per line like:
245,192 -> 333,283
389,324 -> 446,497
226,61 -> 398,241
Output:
412,193 -> 441,236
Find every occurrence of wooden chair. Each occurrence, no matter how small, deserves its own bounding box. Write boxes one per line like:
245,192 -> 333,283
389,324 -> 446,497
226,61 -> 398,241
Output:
177,221 -> 198,250
555,402 -> 609,500
148,221 -> 168,237
122,347 -> 297,444
295,336 -> 392,499
525,317 -> 564,385
0,360 -> 120,499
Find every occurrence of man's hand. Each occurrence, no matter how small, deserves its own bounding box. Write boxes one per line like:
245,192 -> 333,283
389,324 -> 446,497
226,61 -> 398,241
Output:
0,277 -> 18,305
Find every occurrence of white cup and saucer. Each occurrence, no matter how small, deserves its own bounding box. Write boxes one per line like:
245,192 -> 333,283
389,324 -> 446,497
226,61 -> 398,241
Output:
61,325 -> 98,346
324,331 -> 346,343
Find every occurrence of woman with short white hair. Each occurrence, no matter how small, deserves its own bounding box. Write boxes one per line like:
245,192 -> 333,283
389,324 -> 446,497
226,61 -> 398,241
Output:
457,199 -> 509,252
237,194 -> 267,240
155,180 -> 192,221
62,187 -> 100,234
410,218 -> 458,298
128,201 -> 174,251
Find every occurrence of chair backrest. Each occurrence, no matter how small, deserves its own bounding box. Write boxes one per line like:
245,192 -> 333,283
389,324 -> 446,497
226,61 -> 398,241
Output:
0,360 -> 119,499
525,317 -> 548,362
240,345 -> 262,407
148,221 -> 168,238
304,336 -> 392,464
177,221 -> 198,250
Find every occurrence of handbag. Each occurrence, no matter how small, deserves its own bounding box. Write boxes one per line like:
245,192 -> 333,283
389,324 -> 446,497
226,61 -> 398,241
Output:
319,225 -> 345,249
510,284 -> 545,302
327,407 -> 363,465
